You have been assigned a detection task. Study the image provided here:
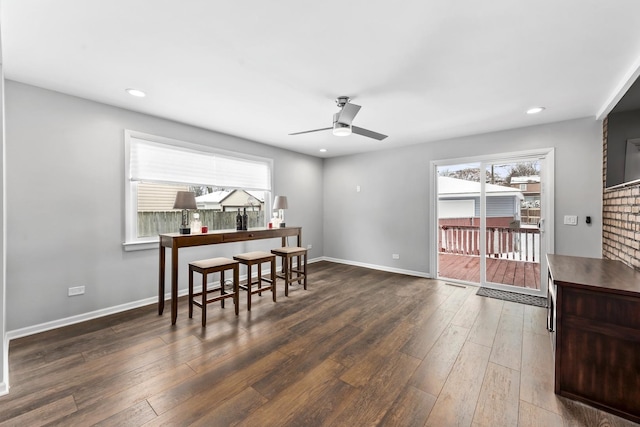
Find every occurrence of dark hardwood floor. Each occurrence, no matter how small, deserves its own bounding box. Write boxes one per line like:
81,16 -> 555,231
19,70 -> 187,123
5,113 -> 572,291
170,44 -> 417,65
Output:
1,261 -> 637,426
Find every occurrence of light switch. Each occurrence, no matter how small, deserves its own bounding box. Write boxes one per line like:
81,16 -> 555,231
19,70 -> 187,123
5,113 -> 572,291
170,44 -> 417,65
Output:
563,215 -> 578,226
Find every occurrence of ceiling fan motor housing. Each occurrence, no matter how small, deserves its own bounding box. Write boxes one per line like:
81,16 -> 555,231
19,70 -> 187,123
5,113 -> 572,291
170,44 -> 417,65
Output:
335,96 -> 350,107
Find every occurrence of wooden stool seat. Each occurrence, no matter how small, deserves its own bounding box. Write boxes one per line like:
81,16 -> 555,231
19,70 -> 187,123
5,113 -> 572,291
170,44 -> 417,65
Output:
189,257 -> 239,326
233,251 -> 276,311
271,247 -> 307,296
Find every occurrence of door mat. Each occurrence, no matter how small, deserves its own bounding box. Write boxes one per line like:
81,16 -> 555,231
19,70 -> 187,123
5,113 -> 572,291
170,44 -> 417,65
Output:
476,287 -> 547,308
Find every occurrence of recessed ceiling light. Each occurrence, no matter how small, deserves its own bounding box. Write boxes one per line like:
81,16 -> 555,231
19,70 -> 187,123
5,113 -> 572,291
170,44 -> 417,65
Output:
526,106 -> 545,115
125,88 -> 146,98
319,148 -> 327,153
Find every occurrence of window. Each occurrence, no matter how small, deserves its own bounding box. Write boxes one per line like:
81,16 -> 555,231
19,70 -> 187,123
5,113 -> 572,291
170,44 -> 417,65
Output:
124,130 -> 272,250
519,183 -> 527,191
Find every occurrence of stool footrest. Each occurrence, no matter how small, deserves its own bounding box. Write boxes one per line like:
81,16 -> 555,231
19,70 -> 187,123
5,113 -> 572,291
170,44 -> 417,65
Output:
195,293 -> 232,306
239,277 -> 274,294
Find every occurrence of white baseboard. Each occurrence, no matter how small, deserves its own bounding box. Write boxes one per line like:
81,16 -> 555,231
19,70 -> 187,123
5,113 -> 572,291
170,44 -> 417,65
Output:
1,332 -> 9,396
7,257 -> 325,341
5,255 -> 411,342
321,257 -> 432,279
0,255 -> 422,396
6,297 -> 160,341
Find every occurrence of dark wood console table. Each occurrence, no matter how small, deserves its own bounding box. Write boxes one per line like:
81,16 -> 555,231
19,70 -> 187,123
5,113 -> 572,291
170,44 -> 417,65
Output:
159,227 -> 302,324
547,254 -> 640,424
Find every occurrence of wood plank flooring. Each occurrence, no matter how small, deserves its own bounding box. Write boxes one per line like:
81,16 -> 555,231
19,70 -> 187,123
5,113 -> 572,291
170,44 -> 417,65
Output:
1,261 -> 637,426
439,253 -> 541,289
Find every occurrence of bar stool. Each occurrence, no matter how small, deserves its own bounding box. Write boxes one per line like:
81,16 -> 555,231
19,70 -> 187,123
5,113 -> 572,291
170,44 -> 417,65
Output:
233,251 -> 277,311
271,246 -> 307,296
189,257 -> 239,327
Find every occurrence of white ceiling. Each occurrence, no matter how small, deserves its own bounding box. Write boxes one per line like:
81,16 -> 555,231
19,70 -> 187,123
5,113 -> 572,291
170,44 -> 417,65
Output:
2,0 -> 640,158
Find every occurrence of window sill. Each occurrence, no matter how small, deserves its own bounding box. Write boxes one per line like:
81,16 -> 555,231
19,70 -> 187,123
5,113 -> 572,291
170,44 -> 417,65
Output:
122,240 -> 158,252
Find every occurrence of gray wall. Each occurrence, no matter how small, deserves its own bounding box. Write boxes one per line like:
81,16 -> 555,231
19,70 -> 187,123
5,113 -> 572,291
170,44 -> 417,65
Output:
2,81 -> 603,334
4,81 -> 324,331
0,62 -> 6,393
323,118 -> 603,274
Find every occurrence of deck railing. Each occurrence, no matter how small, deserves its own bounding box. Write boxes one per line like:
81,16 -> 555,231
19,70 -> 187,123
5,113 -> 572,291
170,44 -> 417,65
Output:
439,225 -> 540,262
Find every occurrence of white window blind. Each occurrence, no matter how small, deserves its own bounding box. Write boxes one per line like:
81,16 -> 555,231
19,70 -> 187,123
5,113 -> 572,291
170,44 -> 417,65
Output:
129,137 -> 271,191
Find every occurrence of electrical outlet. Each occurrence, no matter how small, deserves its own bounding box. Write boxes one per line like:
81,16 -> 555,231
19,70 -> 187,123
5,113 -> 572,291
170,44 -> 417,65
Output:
356,185 -> 361,192
307,244 -> 312,249
68,286 -> 85,296
392,254 -> 400,259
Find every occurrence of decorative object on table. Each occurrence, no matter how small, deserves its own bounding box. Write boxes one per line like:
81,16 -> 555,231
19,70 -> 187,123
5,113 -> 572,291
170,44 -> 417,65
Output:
236,208 -> 243,230
270,212 -> 280,228
190,212 -> 202,234
173,191 -> 197,234
242,208 -> 248,230
273,195 -> 288,228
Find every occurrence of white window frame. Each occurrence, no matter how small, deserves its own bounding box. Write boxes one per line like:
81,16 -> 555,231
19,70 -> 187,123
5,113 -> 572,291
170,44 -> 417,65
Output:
123,130 -> 273,251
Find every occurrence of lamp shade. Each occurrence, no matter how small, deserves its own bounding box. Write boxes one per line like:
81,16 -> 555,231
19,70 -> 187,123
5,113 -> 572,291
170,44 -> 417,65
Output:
173,191 -> 197,210
273,195 -> 288,210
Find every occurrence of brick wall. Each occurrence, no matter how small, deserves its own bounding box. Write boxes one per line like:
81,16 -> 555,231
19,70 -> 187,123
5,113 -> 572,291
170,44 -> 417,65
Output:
602,116 -> 640,269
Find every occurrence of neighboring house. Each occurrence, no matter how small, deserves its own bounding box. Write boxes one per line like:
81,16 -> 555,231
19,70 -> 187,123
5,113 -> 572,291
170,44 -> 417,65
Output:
196,189 -> 265,211
195,190 -> 233,210
219,190 -> 265,212
438,176 -> 524,228
509,176 -> 541,224
509,175 -> 541,207
137,182 -> 189,211
137,186 -> 266,212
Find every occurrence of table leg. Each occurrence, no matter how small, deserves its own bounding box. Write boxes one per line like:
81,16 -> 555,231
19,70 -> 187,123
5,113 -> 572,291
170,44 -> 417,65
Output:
159,244 -> 165,315
297,231 -> 302,281
171,247 -> 179,325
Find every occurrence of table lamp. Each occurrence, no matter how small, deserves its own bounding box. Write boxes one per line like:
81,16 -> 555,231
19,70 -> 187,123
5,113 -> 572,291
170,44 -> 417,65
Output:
273,195 -> 288,228
173,191 -> 197,234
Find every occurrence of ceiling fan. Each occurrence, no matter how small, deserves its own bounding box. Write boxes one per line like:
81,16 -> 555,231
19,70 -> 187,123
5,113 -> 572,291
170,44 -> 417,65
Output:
289,96 -> 388,141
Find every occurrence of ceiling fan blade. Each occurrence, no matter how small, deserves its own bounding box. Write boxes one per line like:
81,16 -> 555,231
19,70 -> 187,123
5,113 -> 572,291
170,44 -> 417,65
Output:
288,127 -> 332,136
337,102 -> 361,125
352,126 -> 388,141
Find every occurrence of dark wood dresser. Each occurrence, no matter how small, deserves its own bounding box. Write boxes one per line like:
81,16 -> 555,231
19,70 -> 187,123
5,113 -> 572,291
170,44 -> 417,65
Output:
547,254 -> 640,424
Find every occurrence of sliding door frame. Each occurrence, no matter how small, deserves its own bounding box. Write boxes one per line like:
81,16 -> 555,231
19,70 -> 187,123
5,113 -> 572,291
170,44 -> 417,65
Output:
429,148 -> 555,295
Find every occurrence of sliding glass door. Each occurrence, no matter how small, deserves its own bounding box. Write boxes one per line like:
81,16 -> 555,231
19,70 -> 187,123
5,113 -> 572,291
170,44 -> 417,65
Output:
437,162 -> 483,284
434,150 -> 553,297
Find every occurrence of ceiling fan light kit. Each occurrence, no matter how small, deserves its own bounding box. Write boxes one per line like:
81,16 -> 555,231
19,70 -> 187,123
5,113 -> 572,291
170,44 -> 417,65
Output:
332,121 -> 352,136
290,96 -> 388,141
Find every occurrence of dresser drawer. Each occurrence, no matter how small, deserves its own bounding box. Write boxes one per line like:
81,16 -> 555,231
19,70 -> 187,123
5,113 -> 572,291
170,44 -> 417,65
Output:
562,287 -> 640,330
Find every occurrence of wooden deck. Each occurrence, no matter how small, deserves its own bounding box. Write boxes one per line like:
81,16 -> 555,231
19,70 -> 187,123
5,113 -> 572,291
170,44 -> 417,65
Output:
439,253 -> 541,289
